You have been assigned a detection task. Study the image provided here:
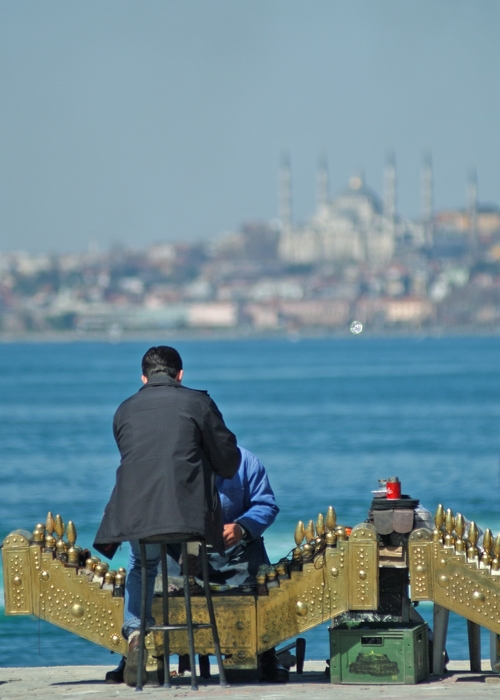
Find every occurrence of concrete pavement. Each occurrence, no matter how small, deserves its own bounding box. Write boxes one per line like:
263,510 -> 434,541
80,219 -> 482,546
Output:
1,662 -> 500,700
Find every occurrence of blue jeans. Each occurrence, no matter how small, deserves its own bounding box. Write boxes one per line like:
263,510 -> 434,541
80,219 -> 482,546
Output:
122,540 -> 160,639
122,540 -> 197,639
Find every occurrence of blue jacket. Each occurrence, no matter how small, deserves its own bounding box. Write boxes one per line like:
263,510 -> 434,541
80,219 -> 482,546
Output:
216,447 -> 279,540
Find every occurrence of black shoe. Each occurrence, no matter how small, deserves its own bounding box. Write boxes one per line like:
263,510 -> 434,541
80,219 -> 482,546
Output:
199,654 -> 211,679
259,649 -> 289,683
105,656 -> 126,684
178,653 -> 191,675
262,663 -> 289,683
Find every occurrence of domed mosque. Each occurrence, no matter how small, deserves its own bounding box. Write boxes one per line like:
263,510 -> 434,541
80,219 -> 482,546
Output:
278,155 -> 424,267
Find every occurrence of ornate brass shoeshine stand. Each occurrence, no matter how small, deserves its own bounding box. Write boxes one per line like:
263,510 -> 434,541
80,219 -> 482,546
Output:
3,499 -> 500,679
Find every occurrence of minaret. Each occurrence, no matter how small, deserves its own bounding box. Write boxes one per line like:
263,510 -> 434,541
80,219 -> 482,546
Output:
317,153 -> 329,211
421,153 -> 434,247
384,151 -> 397,237
467,167 -> 478,245
279,152 -> 292,230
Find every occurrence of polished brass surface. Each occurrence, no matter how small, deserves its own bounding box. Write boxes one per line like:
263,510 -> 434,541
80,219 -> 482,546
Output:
67,547 -> 79,566
316,513 -> 325,537
325,530 -> 337,547
435,504 -> 445,529
151,595 -> 258,668
480,529 -> 493,569
347,523 -> 378,610
67,521 -> 77,546
444,509 -> 455,547
467,521 -> 479,562
335,526 -> 347,541
2,529 -> 127,654
432,504 -> 444,543
455,513 -> 466,553
32,528 -> 44,544
294,521 -> 305,547
409,525 -> 500,633
305,520 -> 315,543
2,530 -> 33,615
326,505 -> 336,532
7,502 -> 500,673
54,515 -> 64,540
484,529 -> 493,554
45,512 -> 55,536
492,535 -> 500,574
44,535 -> 56,552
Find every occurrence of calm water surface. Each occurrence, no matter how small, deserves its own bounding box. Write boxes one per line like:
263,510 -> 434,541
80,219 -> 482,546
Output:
1,336 -> 500,666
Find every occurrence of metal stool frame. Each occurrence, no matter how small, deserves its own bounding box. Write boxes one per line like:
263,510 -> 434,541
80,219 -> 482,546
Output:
135,534 -> 228,691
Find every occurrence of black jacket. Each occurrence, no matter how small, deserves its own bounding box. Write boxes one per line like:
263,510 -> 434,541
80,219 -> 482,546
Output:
94,374 -> 240,556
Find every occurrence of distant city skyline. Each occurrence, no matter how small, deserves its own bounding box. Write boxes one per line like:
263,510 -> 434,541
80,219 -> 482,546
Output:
1,1 -> 499,253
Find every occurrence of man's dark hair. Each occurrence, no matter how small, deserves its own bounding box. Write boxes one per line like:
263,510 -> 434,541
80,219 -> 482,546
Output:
141,346 -> 183,379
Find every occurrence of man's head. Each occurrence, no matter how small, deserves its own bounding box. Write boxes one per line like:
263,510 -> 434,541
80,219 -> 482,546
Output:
141,346 -> 183,382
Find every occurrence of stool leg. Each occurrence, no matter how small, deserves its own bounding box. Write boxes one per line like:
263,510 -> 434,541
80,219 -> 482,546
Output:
200,542 -> 228,687
182,543 -> 199,691
467,620 -> 481,672
136,542 -> 148,692
160,544 -> 171,688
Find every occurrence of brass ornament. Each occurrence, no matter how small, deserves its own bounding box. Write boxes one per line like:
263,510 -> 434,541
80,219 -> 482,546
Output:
32,528 -> 44,544
295,601 -> 308,616
316,513 -> 325,537
492,535 -> 500,572
484,528 -> 493,553
335,526 -> 347,541
326,505 -> 337,532
67,521 -> 77,546
480,528 -> 494,568
432,504 -> 445,543
434,504 -> 445,529
467,521 -> 479,561
325,532 -> 337,547
45,512 -> 55,536
305,520 -> 315,544
71,603 -> 84,618
54,514 -> 65,540
455,513 -> 466,553
294,521 -> 305,547
444,509 -> 455,547
293,521 -> 305,563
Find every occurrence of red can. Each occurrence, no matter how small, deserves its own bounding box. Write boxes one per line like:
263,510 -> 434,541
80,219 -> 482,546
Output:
386,476 -> 401,499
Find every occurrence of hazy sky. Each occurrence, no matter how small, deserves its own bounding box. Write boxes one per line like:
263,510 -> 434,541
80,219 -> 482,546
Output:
1,1 -> 499,253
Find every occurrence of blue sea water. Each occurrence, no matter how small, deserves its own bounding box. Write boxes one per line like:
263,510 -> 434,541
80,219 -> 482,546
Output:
1,336 -> 500,668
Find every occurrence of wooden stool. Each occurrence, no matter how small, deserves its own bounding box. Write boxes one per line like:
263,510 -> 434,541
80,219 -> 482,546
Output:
136,534 -> 227,691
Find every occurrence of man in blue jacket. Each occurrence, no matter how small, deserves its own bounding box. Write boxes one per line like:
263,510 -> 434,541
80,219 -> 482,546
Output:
175,446 -> 284,682
208,445 -> 279,586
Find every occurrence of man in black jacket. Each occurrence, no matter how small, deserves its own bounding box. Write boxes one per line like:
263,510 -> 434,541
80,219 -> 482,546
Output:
94,345 -> 240,686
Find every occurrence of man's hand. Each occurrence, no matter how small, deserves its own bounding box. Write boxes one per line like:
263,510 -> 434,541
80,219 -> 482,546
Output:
223,523 -> 243,549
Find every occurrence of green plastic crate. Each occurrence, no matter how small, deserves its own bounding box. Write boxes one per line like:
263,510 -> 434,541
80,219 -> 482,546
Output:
329,621 -> 429,684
